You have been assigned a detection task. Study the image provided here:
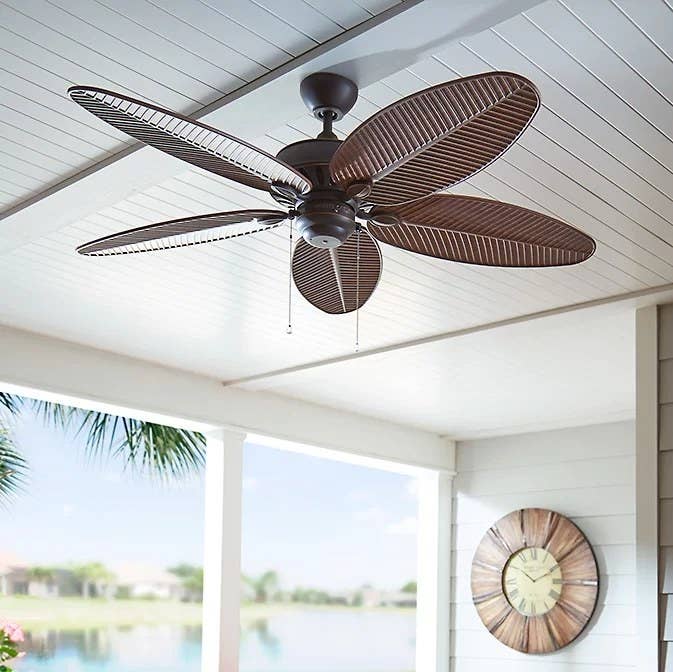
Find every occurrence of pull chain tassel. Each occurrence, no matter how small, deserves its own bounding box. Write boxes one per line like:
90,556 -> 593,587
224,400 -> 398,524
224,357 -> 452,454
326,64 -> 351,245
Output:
287,219 -> 293,335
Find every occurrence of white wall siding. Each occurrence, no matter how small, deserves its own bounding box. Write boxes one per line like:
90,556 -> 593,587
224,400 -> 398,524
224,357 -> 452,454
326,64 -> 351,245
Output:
659,305 -> 673,670
453,421 -> 636,671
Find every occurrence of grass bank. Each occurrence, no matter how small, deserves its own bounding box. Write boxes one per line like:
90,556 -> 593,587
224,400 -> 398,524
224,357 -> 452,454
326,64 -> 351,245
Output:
0,596 -> 203,629
0,597 -> 414,630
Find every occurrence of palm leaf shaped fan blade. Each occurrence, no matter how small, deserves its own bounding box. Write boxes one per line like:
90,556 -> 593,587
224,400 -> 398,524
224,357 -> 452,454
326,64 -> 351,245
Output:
292,230 -> 382,314
77,210 -> 287,256
366,195 -> 595,267
329,72 -> 540,206
68,86 -> 312,198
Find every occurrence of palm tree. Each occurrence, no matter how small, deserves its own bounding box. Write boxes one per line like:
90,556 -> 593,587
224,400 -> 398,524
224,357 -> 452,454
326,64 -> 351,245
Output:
0,392 -> 205,503
26,566 -> 54,583
0,427 -> 27,506
245,570 -> 279,603
169,564 -> 204,602
73,562 -> 115,599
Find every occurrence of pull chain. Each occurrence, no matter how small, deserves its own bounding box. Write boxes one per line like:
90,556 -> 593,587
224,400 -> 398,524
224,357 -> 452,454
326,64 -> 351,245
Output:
355,226 -> 360,352
287,218 -> 293,335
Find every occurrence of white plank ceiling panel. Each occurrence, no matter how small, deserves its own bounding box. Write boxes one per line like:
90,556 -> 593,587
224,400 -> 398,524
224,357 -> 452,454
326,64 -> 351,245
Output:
0,0 -> 401,210
239,302 -> 635,437
0,0 -> 668,435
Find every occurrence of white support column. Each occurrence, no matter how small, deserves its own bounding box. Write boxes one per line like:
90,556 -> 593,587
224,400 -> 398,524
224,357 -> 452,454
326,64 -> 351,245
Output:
416,440 -> 456,672
201,429 -> 247,672
635,305 -> 659,672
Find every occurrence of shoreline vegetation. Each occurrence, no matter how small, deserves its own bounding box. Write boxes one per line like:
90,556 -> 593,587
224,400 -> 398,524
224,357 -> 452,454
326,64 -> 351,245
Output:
0,596 -> 414,630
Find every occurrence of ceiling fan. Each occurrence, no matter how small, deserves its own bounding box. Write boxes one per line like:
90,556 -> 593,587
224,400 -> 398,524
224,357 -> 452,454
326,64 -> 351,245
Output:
69,71 -> 595,316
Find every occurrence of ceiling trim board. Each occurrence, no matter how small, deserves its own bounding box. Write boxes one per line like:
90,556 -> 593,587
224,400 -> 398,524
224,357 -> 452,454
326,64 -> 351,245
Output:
450,408 -> 636,442
0,0 -> 545,254
224,281 -> 673,388
0,324 -> 451,471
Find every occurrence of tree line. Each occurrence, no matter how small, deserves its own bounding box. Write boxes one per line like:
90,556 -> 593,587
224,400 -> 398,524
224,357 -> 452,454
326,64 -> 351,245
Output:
21,564 -> 416,606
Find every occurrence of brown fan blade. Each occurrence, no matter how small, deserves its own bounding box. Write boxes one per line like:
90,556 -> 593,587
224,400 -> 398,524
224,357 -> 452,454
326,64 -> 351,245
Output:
77,210 -> 287,256
330,72 -> 539,206
367,195 -> 595,267
69,86 -> 312,196
292,230 -> 382,314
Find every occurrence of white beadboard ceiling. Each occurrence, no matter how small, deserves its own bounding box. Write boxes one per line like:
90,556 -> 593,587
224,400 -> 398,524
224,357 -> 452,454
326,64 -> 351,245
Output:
0,0 -> 665,436
238,300 -> 636,438
0,0 -> 401,209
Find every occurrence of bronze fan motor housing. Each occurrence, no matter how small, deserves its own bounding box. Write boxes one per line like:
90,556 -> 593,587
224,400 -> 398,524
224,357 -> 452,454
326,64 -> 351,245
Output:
68,69 -> 597,316
275,137 -> 359,250
274,73 -> 367,250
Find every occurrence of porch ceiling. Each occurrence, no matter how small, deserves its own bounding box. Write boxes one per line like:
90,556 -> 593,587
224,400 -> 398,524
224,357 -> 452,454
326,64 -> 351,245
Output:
0,0 -> 659,436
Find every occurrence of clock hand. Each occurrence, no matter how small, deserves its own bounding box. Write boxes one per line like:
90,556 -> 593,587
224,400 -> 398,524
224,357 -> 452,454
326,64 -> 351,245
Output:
510,566 -> 536,582
531,568 -> 554,582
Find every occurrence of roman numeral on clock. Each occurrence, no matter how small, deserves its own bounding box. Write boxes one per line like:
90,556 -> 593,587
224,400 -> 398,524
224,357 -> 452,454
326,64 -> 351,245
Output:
549,589 -> 560,601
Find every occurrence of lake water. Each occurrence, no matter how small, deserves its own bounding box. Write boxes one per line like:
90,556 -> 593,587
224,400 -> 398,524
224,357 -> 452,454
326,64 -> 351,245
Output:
14,610 -> 415,672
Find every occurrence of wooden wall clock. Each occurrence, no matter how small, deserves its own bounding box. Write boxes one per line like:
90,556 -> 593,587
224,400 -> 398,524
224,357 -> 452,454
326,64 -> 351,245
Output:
471,508 -> 599,654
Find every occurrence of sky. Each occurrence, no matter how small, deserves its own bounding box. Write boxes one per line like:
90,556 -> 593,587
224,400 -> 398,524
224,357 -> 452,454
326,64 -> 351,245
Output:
2,404 -> 417,592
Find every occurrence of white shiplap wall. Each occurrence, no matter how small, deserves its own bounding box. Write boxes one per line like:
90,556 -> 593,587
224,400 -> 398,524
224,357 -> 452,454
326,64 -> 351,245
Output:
659,304 -> 673,671
452,421 -> 636,671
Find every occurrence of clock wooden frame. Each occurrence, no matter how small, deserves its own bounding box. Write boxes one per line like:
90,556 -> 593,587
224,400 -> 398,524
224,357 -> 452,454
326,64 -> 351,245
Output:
470,508 -> 599,654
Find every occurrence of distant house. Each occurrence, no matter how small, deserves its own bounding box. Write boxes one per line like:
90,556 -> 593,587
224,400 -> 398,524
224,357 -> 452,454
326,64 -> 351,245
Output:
113,563 -> 184,600
379,590 -> 416,608
359,587 -> 416,608
0,553 -> 28,596
0,556 -> 184,601
0,555 -> 82,598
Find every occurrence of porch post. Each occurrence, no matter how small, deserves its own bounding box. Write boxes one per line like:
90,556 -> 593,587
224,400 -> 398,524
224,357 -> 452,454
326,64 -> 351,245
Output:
415,439 -> 456,672
201,428 -> 247,672
635,305 -> 660,671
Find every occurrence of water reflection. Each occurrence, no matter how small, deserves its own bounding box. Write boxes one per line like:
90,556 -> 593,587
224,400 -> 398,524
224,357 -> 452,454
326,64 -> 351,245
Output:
25,628 -> 112,661
16,624 -> 202,672
240,609 -> 415,672
244,619 -> 281,659
14,611 -> 414,672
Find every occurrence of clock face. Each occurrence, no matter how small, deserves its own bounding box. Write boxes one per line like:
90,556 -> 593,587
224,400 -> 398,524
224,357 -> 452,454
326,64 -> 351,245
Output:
502,546 -> 562,616
471,508 -> 599,654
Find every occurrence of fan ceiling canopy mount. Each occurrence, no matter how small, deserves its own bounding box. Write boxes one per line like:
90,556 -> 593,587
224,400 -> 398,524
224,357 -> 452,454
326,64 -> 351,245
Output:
69,70 -> 595,315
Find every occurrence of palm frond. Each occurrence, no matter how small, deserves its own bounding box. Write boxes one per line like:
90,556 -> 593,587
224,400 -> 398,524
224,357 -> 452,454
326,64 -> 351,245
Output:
32,399 -> 71,428
0,393 -> 21,415
57,407 -> 205,479
118,417 -> 206,478
0,428 -> 27,504
6,397 -> 205,482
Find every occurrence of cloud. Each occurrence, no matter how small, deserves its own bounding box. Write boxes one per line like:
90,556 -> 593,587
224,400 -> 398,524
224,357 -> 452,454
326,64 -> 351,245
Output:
345,489 -> 370,504
385,516 -> 417,536
62,504 -> 75,517
353,507 -> 386,524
